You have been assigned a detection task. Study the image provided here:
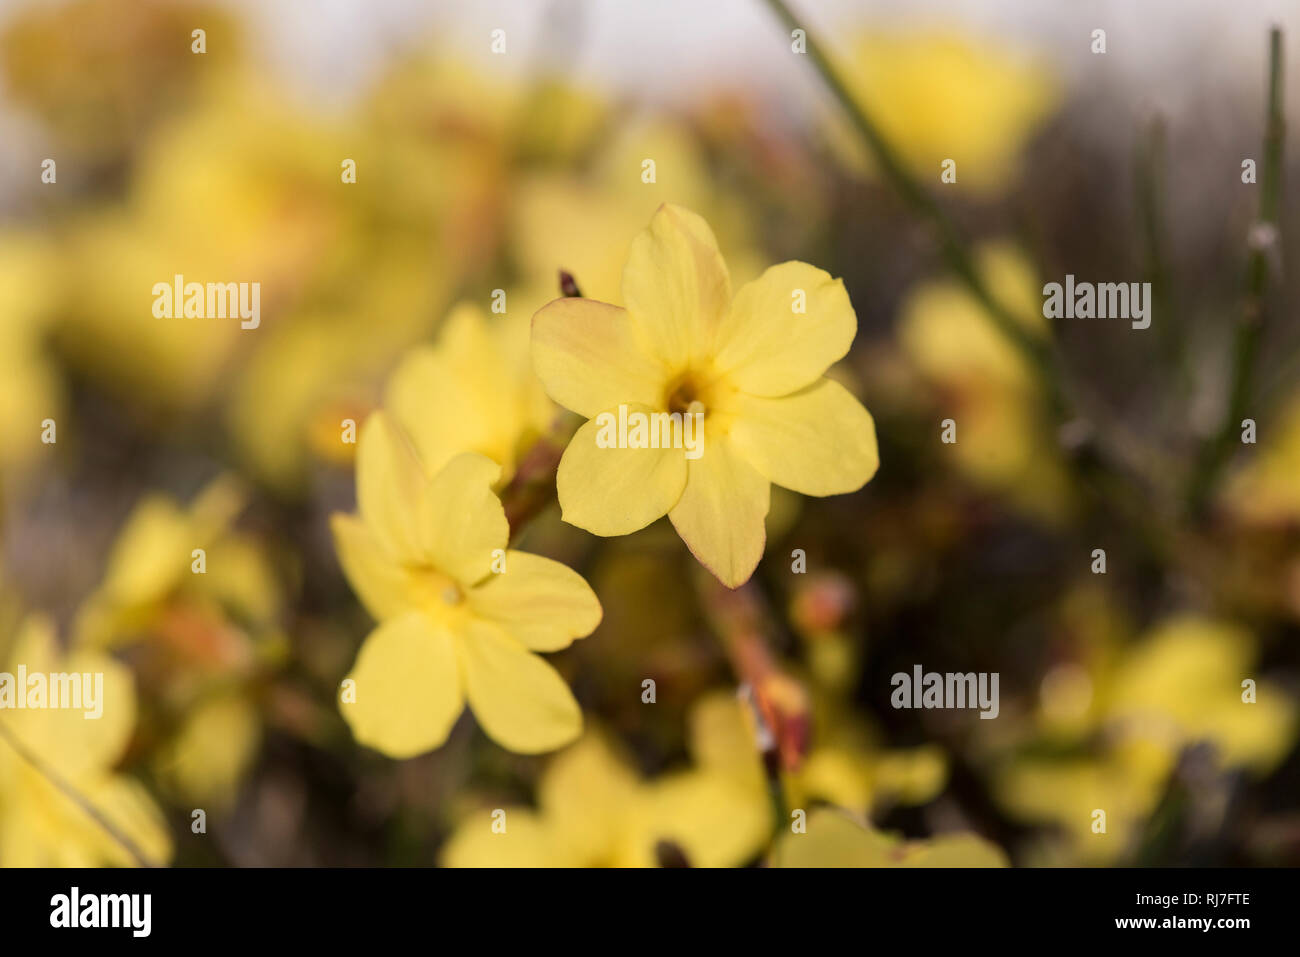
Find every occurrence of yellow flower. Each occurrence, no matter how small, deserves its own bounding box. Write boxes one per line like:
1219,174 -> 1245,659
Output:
155,693 -> 261,809
772,808 -> 1006,868
532,204 -> 879,587
72,476 -> 279,807
995,747 -> 1169,866
514,121 -> 761,304
1221,389 -> 1300,524
689,690 -> 946,819
75,475 -> 254,649
0,617 -> 172,866
994,612 -> 1296,864
441,732 -> 769,867
1108,617 -> 1296,774
385,301 -> 556,484
831,29 -> 1058,195
333,412 -> 601,756
898,243 -> 1073,522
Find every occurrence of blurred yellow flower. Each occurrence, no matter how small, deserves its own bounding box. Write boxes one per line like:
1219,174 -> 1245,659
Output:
689,690 -> 946,820
995,613 -> 1296,864
333,412 -> 601,756
832,29 -> 1058,195
155,693 -> 261,809
514,121 -> 761,303
76,476 -> 253,649
995,745 -> 1171,866
0,0 -> 242,166
772,807 -> 1006,867
73,476 -> 280,808
1108,616 -> 1296,774
385,301 -> 556,485
0,617 -> 171,866
532,204 -> 879,587
898,243 -> 1073,522
1221,390 -> 1300,525
442,731 -> 769,867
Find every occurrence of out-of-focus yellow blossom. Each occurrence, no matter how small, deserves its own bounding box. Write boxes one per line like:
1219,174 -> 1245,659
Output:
60,74 -> 358,414
995,743 -> 1172,866
155,693 -> 261,809
442,731 -> 770,867
333,412 -> 601,756
76,476 -> 255,649
1222,390 -> 1300,524
1108,617 -> 1296,774
831,30 -> 1058,195
74,476 -> 279,807
690,690 -> 946,818
0,0 -> 242,166
514,121 -> 761,303
368,55 -> 606,166
996,614 -> 1296,864
0,617 -> 171,866
62,69 -> 461,439
0,235 -> 63,477
532,204 -> 879,587
898,243 -> 1073,522
772,807 -> 1006,867
385,301 -> 556,484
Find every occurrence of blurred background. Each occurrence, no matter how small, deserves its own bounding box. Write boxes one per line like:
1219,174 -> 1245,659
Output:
1,0 -> 1299,867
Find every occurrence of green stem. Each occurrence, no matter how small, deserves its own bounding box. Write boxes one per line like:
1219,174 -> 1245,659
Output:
760,0 -> 1059,406
1188,27 -> 1285,513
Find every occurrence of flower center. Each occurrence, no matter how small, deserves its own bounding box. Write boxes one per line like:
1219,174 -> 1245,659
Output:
664,372 -> 709,418
408,565 -> 465,617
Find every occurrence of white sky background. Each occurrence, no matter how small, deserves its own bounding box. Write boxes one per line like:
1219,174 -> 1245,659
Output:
0,0 -> 1296,120
0,0 -> 1298,162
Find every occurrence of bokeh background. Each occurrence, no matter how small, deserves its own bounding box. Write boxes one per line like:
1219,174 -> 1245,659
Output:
1,0 -> 1299,866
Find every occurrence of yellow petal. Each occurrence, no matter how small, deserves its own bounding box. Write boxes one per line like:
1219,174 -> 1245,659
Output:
772,808 -> 899,867
441,807 -> 561,867
728,379 -> 880,496
356,411 -> 429,561
646,772 -> 772,867
386,303 -> 552,480
330,513 -> 411,621
622,204 -> 731,368
715,262 -> 857,396
467,551 -> 602,651
556,405 -> 688,536
687,691 -> 766,791
423,452 -> 508,587
538,734 -> 641,865
531,297 -> 666,419
458,620 -> 582,754
340,613 -> 464,759
385,345 -> 503,479
902,833 -> 1008,868
668,434 -> 769,587
3,618 -> 136,779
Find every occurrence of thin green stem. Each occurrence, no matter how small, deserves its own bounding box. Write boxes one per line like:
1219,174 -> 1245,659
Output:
1188,27 -> 1285,513
760,0 -> 1059,407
